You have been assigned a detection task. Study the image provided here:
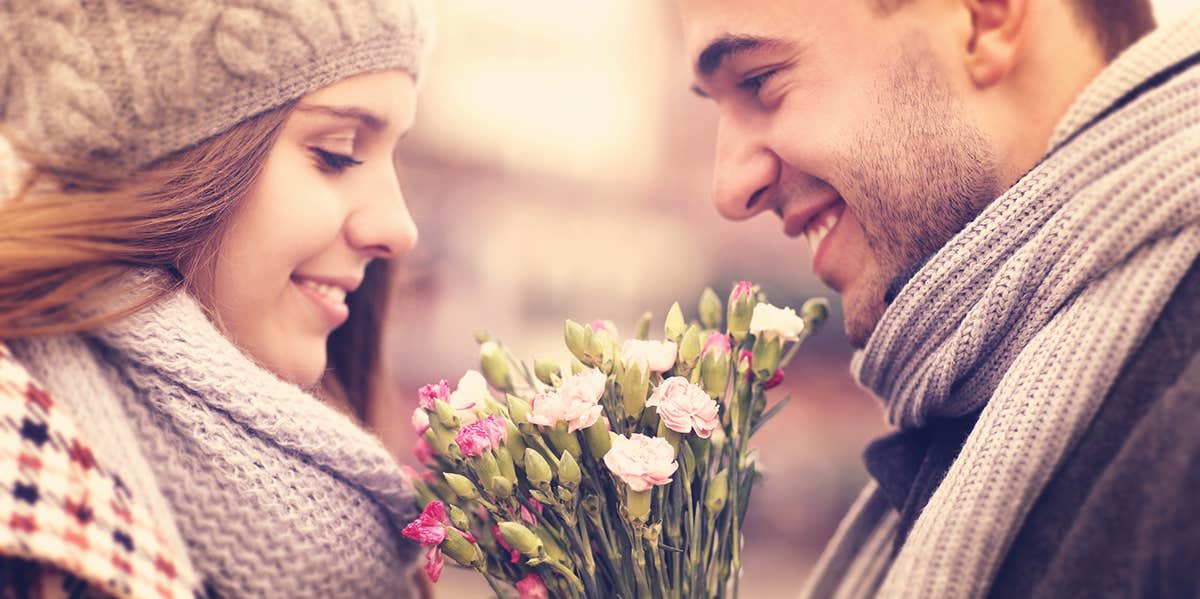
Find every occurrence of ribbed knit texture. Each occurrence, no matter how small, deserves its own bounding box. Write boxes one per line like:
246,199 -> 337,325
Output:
0,0 -> 431,175
8,272 -> 422,598
801,11 -> 1200,599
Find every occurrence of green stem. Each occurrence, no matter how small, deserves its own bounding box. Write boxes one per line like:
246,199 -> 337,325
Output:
480,570 -> 507,599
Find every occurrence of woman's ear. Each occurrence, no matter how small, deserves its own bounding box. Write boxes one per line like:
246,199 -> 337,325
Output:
961,0 -> 1029,88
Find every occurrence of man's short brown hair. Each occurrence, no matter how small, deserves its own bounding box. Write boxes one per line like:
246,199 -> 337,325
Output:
874,0 -> 1156,61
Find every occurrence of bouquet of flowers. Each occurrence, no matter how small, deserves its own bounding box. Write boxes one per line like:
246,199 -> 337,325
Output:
403,282 -> 829,598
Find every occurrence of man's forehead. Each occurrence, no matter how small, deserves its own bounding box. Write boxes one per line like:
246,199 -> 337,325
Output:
678,0 -> 805,73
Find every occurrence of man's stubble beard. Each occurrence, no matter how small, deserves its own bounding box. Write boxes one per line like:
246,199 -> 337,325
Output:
836,36 -> 1002,348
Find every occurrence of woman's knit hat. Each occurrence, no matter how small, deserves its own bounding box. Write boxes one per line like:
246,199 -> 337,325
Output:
0,0 -> 431,176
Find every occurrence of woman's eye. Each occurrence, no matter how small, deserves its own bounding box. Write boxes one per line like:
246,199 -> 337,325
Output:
738,69 -> 778,97
311,147 -> 363,173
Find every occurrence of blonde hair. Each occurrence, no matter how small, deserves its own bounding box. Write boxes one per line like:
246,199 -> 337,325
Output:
0,101 -> 296,338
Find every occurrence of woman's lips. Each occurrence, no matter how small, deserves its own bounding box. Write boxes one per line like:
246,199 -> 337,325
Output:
292,276 -> 350,327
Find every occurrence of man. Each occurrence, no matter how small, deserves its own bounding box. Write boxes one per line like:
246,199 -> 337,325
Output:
679,0 -> 1198,597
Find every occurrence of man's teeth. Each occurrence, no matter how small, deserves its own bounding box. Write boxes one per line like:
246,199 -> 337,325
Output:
804,208 -> 841,254
298,279 -> 347,304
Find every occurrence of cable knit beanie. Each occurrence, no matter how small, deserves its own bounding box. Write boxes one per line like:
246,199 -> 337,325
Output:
0,0 -> 431,176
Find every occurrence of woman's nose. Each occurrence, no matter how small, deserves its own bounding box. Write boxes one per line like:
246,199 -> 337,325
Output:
344,171 -> 418,259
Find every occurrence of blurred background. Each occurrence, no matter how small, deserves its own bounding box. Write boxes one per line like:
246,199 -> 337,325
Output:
370,2 -> 1195,596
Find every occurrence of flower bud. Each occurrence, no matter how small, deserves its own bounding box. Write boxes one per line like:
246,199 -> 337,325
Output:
705,471 -> 728,513
433,399 -> 460,429
801,297 -> 831,332
583,417 -> 612,462
524,448 -> 553,488
546,424 -> 582,460
557,450 -> 581,489
700,350 -> 731,398
677,324 -> 702,371
441,528 -> 485,568
534,359 -> 561,386
443,473 -> 479,500
564,319 -> 589,363
491,475 -> 513,500
446,503 -> 471,532
698,287 -> 723,331
497,522 -> 544,557
495,445 -> 518,482
727,281 -> 757,341
479,341 -> 513,392
751,334 -> 783,379
474,452 -> 501,489
505,420 -> 527,466
621,362 -> 649,421
570,357 -> 586,376
506,394 -> 531,425
591,329 -> 617,372
664,302 -> 686,342
634,310 -> 652,340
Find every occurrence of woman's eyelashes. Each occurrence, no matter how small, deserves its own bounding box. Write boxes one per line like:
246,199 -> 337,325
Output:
310,147 -> 363,173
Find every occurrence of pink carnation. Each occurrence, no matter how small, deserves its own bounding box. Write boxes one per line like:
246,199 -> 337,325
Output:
454,415 -> 509,458
402,501 -> 448,546
646,377 -> 720,438
765,369 -> 785,390
620,339 -> 677,373
527,369 -> 605,432
402,502 -> 474,583
516,572 -> 550,599
701,332 -> 731,357
731,280 -> 754,302
417,380 -> 451,410
603,433 -> 678,492
588,319 -> 618,337
412,437 -> 436,465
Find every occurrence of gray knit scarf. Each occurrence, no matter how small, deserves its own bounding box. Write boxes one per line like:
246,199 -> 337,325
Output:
802,11 -> 1200,599
9,274 -> 420,598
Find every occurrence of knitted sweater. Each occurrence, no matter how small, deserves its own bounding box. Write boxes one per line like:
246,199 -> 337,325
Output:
2,272 -> 422,598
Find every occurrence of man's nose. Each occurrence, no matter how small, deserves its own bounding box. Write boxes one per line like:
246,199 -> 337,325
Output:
712,113 -> 779,221
344,170 -> 418,260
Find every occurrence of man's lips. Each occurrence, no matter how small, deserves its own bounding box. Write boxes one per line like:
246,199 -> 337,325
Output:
782,195 -> 848,284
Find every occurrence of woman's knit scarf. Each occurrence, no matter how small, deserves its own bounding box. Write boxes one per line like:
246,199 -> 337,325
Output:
9,277 -> 421,598
802,11 -> 1200,599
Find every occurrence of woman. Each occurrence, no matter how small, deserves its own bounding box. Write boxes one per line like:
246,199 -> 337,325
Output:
0,1 -> 432,597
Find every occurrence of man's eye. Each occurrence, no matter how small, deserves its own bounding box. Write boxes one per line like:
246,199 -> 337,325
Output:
311,147 -> 363,173
738,69 -> 779,96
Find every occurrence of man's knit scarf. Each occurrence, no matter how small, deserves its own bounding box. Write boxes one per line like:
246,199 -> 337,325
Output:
8,277 -> 421,598
802,12 -> 1200,599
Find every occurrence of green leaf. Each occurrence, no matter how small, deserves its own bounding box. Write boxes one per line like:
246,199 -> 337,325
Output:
749,394 -> 793,438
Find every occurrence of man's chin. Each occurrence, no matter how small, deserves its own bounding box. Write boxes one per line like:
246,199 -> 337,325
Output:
839,279 -> 888,350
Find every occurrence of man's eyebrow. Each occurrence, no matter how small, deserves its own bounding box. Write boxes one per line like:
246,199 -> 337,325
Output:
695,35 -> 793,78
295,104 -> 388,132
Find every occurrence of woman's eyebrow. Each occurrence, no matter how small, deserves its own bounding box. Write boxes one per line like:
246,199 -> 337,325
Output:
295,104 -> 388,132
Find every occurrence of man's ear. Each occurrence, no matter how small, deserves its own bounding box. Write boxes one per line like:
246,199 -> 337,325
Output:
961,0 -> 1029,88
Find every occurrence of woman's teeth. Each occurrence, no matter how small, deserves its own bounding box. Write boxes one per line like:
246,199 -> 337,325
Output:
804,207 -> 841,254
297,279 -> 346,304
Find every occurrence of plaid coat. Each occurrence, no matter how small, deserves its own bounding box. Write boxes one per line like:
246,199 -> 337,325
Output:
0,342 -> 200,599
